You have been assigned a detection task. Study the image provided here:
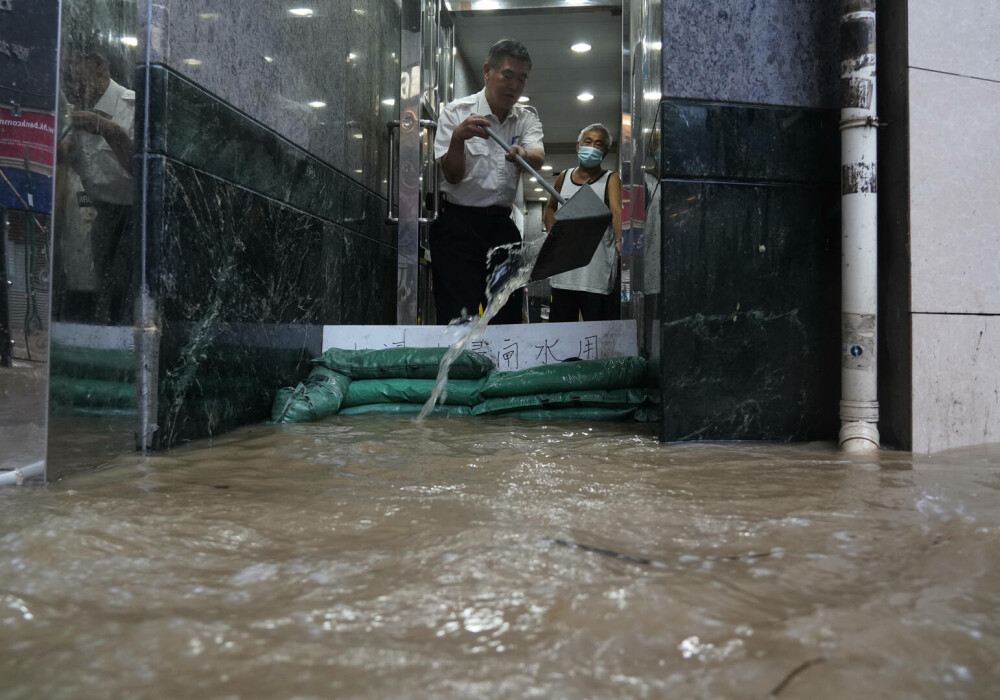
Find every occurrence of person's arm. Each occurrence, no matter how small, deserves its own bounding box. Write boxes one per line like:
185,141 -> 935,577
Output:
507,145 -> 544,171
607,172 -> 623,254
70,110 -> 132,172
542,171 -> 565,232
440,114 -> 491,184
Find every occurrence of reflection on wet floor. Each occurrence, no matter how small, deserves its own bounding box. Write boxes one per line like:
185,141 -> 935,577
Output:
2,416 -> 999,698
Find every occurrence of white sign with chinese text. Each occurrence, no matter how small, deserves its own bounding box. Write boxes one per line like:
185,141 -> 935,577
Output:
322,320 -> 638,372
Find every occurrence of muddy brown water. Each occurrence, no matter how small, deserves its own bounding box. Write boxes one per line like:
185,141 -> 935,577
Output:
2,416 -> 999,699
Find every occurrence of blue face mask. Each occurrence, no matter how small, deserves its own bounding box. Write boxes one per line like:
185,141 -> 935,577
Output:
578,146 -> 604,167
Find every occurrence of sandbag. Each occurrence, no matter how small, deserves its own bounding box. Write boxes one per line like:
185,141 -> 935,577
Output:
272,366 -> 352,423
338,403 -> 472,417
313,347 -> 494,380
471,387 -> 646,416
499,407 -> 639,421
343,377 -> 485,407
479,357 -> 647,398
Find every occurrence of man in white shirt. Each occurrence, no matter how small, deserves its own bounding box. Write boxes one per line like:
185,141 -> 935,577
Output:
59,50 -> 135,323
431,39 -> 545,325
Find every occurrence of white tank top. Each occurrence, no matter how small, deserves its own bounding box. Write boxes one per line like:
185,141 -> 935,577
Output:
548,169 -> 616,294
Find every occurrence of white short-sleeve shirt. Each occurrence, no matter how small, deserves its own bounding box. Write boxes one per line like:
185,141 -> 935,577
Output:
433,89 -> 544,208
69,79 -> 135,206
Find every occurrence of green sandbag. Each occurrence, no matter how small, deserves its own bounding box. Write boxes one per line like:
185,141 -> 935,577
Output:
49,375 -> 136,409
338,403 -> 472,417
313,347 -> 494,380
272,366 -> 352,423
471,388 -> 646,416
343,377 -> 485,407
480,357 -> 647,398
498,407 -> 639,421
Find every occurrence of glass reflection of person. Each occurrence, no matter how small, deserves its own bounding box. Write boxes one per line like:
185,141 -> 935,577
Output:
543,124 -> 623,323
58,50 -> 135,324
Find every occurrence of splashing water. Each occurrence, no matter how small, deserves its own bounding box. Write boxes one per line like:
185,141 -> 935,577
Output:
416,238 -> 544,422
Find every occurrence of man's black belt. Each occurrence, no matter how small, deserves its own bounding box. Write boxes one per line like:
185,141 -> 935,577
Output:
441,197 -> 511,217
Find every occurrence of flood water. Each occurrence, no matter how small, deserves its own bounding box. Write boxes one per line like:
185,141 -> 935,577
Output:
2,416 -> 999,699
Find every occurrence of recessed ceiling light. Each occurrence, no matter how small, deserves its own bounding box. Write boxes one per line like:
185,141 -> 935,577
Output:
289,8 -> 314,17
354,169 -> 363,174
538,197 -> 548,201
518,96 -> 530,103
529,177 -> 537,182
577,92 -> 594,102
353,133 -> 364,139
382,98 -> 395,106
183,58 -> 202,66
199,12 -> 220,20
264,56 -> 275,63
571,42 -> 592,53
120,36 -> 138,47
308,101 -> 327,108
533,188 -> 543,192
347,53 -> 357,62
541,165 -> 553,171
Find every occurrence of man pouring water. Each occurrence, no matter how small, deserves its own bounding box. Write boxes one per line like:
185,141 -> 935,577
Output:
430,39 -> 545,325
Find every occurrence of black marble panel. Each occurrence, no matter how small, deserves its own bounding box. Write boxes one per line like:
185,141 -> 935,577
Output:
659,180 -> 840,442
146,158 -> 395,447
663,0 -> 840,109
662,101 -> 839,184
142,65 -> 394,246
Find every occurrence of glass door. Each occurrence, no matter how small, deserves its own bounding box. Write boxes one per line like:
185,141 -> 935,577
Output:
392,0 -> 454,324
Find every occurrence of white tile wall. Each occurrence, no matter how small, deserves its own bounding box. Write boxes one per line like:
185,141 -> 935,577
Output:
909,0 -> 1000,82
909,70 -> 1000,315
912,314 -> 1000,454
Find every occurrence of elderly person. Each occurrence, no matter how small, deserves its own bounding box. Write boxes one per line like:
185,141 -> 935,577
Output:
430,39 -> 545,325
543,123 -> 622,322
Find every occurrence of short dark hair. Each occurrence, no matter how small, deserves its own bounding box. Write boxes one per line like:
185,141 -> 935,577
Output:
486,39 -> 532,70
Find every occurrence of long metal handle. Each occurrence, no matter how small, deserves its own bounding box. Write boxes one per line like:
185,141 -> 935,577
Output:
418,118 -> 439,224
386,120 -> 400,223
481,125 -> 565,204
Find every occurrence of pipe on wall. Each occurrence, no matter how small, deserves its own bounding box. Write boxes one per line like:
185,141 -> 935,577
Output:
838,0 -> 880,452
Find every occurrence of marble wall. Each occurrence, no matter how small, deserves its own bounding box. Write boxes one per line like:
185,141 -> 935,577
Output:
898,0 -> 1000,452
658,0 -> 841,441
134,0 -> 400,449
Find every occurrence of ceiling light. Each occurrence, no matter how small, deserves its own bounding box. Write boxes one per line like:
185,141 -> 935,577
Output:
199,12 -> 220,20
518,96 -> 530,103
571,42 -> 591,53
643,90 -> 662,100
308,101 -> 327,108
183,58 -> 202,66
347,53 -> 357,62
577,92 -> 594,102
264,56 -> 275,63
353,133 -> 364,139
354,169 -> 363,174
382,98 -> 395,106
538,197 -> 548,201
288,8 -> 314,17
473,1 -> 500,9
528,177 -> 537,182
541,165 -> 553,171
120,36 -> 138,47
533,188 -> 543,192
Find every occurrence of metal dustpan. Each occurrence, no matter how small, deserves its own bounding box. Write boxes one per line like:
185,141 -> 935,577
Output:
482,126 -> 613,282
